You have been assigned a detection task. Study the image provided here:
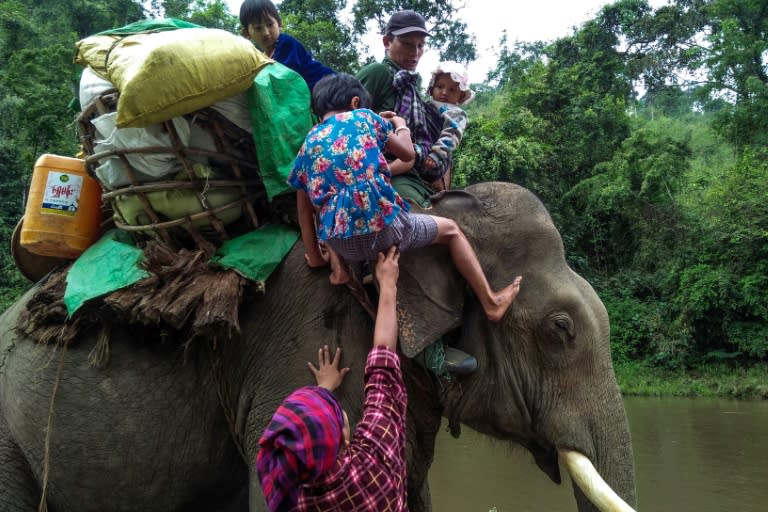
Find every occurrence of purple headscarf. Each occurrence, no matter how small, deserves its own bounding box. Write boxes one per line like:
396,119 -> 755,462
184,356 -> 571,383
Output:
256,386 -> 345,511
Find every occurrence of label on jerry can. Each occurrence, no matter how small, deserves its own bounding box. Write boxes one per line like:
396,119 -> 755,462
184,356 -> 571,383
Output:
41,171 -> 84,215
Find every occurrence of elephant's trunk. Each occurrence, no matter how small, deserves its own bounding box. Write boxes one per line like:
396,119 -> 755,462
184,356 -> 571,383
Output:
560,450 -> 636,512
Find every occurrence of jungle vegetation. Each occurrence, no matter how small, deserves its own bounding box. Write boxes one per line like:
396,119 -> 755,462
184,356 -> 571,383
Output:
1,0 -> 766,391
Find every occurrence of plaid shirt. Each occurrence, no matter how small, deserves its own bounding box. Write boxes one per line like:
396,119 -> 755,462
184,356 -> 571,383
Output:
295,346 -> 408,511
392,70 -> 444,182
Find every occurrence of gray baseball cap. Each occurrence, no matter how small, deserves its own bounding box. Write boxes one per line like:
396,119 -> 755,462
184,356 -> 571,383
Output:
384,10 -> 431,36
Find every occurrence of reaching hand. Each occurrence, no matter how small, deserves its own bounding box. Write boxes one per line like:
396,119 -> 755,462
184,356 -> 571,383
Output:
372,246 -> 400,350
308,345 -> 350,392
375,246 -> 400,290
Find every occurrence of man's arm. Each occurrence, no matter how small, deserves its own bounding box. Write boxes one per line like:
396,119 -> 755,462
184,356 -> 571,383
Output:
373,246 -> 399,350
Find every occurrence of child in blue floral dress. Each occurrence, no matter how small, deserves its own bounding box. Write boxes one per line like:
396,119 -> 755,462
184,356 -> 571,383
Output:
288,73 -> 521,322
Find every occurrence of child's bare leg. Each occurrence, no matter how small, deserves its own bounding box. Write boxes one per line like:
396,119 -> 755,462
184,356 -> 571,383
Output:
431,216 -> 522,321
326,246 -> 351,286
297,190 -> 327,267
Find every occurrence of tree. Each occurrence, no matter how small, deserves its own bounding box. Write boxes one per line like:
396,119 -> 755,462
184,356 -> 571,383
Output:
279,0 -> 361,73
606,0 -> 768,150
453,45 -> 556,196
563,117 -> 692,274
156,0 -> 238,30
696,0 -> 768,148
0,0 -> 149,309
674,148 -> 768,361
468,12 -> 634,213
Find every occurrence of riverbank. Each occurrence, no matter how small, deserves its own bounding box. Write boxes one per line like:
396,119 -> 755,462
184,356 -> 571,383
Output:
615,362 -> 768,399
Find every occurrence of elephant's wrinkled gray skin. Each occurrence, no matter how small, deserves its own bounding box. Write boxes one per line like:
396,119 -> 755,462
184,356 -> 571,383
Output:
0,182 -> 636,511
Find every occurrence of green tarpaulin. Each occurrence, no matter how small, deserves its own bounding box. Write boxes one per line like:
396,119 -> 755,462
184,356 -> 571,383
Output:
247,62 -> 314,200
97,18 -> 202,36
211,223 -> 299,282
64,230 -> 150,316
63,225 -> 299,317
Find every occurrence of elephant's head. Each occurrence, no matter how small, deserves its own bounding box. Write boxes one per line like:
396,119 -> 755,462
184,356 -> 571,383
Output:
397,182 -> 636,512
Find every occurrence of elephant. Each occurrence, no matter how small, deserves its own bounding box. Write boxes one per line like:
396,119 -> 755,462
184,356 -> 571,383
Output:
0,181 -> 637,512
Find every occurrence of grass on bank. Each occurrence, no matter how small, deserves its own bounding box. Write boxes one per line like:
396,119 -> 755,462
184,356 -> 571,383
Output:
615,362 -> 768,399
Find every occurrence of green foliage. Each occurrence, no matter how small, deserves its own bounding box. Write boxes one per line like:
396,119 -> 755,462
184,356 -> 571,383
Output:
280,0 -> 361,73
695,150 -> 768,266
0,0 -> 154,310
616,361 -> 768,399
672,150 -> 768,360
484,22 -> 633,208
696,0 -> 768,148
674,264 -> 729,320
149,0 -> 237,30
459,49 -> 556,188
186,0 -> 238,30
621,0 -> 768,151
577,110 -> 766,368
563,116 -> 691,273
0,143 -> 28,312
454,0 -> 768,370
602,289 -> 666,365
453,107 -> 553,194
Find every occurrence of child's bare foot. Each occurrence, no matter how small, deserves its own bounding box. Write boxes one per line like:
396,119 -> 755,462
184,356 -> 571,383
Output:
329,265 -> 351,286
485,276 -> 522,322
305,252 -> 328,268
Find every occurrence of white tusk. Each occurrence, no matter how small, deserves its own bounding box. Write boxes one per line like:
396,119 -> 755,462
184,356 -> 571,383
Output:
559,449 -> 637,512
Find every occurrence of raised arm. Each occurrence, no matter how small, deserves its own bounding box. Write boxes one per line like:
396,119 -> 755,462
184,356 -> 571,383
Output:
373,246 -> 400,350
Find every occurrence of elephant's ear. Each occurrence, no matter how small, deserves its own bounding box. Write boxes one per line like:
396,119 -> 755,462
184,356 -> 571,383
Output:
397,244 -> 464,357
396,190 -> 484,357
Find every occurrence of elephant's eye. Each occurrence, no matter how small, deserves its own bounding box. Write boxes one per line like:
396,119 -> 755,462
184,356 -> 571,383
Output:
546,313 -> 575,347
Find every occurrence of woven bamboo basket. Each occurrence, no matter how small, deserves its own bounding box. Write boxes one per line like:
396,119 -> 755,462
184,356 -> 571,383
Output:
77,90 -> 273,254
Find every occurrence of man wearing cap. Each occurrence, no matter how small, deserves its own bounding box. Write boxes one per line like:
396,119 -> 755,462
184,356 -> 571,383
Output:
356,9 -> 439,208
356,10 -> 430,113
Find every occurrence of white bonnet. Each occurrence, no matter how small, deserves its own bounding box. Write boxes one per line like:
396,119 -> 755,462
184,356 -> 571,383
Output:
427,61 -> 475,105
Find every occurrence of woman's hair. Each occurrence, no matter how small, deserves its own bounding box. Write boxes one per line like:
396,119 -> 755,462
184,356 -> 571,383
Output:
239,0 -> 281,28
311,73 -> 372,118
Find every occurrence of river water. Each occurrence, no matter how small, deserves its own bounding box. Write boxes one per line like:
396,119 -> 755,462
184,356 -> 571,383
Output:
428,397 -> 768,511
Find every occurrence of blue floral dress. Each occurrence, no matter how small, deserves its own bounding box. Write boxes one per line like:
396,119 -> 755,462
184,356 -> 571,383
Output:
288,109 -> 410,241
